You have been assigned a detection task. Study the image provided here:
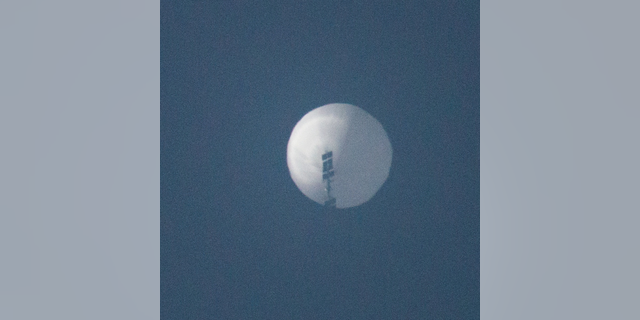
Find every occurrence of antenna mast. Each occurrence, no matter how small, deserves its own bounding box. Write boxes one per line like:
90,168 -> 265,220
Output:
322,151 -> 336,208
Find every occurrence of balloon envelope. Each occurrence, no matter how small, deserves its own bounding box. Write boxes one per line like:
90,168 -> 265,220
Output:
287,103 -> 392,208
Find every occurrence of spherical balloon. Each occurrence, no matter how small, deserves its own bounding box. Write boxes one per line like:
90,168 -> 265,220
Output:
287,103 -> 392,208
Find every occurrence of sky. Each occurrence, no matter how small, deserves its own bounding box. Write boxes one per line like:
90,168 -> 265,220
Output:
162,1 -> 479,318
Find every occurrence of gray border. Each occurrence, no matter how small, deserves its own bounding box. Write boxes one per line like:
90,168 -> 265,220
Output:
0,2 -> 159,319
2,1 -> 638,318
482,1 -> 639,318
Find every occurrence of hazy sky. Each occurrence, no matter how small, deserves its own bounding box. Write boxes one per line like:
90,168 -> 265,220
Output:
162,1 -> 479,318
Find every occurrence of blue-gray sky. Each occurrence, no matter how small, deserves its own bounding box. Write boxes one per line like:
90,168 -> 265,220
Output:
162,1 -> 479,318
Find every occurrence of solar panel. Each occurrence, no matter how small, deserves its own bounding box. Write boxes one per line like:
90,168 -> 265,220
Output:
322,159 -> 333,172
322,151 -> 336,206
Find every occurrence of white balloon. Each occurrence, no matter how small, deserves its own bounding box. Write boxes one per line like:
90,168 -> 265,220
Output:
287,103 -> 392,208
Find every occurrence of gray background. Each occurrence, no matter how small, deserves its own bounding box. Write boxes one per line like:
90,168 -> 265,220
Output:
482,1 -> 639,318
0,1 -> 637,319
0,1 -> 159,319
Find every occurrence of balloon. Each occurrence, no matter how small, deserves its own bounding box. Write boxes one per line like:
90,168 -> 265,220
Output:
287,103 -> 392,208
